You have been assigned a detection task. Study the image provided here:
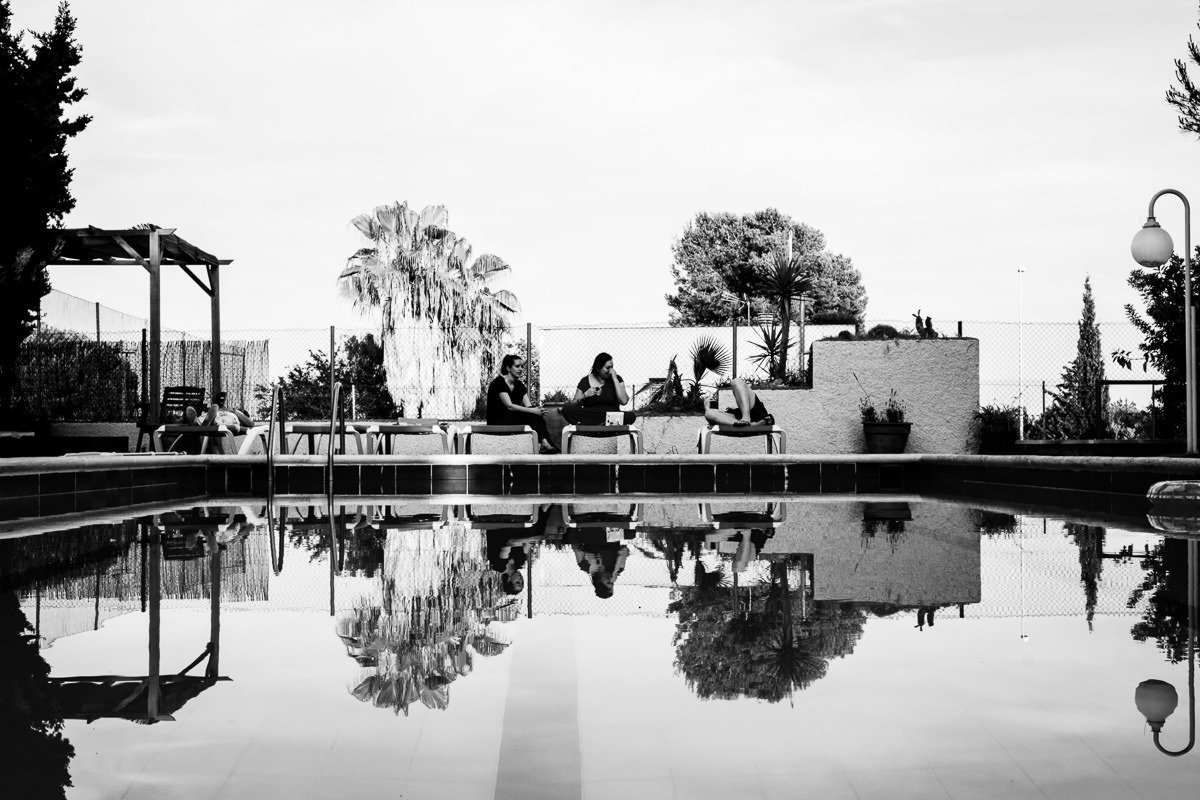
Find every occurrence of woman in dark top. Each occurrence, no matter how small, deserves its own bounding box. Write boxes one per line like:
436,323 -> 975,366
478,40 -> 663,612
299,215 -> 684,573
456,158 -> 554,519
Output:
486,354 -> 558,453
561,352 -> 637,426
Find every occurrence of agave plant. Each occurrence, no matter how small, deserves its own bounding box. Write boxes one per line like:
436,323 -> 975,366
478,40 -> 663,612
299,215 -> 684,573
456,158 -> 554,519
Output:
338,201 -> 520,417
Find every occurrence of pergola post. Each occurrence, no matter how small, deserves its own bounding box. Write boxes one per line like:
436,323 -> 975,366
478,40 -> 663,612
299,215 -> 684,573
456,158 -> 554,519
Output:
148,230 -> 162,424
209,264 -> 222,403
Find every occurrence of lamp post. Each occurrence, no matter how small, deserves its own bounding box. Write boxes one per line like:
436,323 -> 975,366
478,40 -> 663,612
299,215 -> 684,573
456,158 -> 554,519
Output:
1018,268 -> 1025,441
1131,190 -> 1196,454
1133,538 -> 1196,756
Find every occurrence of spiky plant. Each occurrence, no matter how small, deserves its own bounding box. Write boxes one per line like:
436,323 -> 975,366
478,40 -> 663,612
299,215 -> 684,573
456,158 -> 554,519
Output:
688,335 -> 730,399
338,201 -> 520,417
759,244 -> 812,379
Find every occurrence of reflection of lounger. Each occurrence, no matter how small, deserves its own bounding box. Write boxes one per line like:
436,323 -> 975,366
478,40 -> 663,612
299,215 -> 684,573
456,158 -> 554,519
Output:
699,502 -> 786,528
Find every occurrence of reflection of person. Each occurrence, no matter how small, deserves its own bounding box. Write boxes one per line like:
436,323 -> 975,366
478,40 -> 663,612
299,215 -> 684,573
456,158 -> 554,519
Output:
915,606 -> 937,630
563,352 -> 637,426
704,377 -> 774,428
486,531 -> 527,595
486,354 -> 559,454
572,536 -> 629,599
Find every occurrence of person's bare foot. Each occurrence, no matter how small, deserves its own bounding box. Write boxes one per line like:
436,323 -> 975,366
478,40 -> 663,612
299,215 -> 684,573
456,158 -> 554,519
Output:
732,420 -> 750,428
184,406 -> 198,425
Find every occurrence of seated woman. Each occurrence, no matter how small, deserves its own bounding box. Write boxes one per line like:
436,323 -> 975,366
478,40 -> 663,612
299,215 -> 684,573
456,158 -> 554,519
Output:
703,377 -> 775,428
486,354 -> 559,454
561,352 -> 637,426
572,536 -> 630,599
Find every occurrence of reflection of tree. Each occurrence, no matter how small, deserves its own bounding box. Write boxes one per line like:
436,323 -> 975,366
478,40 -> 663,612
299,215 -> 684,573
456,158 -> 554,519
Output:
339,527 -> 515,715
970,509 -> 1018,536
0,591 -> 74,799
668,560 -> 866,702
1064,523 -> 1104,630
1129,538 -> 1193,663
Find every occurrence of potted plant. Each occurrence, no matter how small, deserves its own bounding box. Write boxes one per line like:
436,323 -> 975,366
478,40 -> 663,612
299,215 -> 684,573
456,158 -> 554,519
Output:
860,389 -> 911,454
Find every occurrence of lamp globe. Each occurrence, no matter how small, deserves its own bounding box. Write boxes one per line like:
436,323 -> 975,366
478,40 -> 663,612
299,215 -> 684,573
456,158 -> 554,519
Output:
1135,679 -> 1179,731
1132,220 -> 1175,268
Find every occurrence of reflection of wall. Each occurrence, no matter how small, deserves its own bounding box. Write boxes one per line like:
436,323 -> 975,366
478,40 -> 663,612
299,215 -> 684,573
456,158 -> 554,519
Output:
764,501 -> 980,606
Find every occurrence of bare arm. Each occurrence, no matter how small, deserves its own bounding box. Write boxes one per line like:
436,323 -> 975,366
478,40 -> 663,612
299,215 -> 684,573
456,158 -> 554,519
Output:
500,392 -> 541,416
613,375 -> 629,405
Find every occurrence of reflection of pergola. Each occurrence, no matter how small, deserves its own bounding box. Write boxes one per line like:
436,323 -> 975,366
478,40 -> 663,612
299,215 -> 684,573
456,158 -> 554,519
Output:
47,522 -> 230,723
47,226 -> 230,424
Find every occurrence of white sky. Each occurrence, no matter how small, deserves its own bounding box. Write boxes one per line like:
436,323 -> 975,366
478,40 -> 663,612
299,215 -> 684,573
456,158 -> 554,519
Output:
14,0 -> 1200,332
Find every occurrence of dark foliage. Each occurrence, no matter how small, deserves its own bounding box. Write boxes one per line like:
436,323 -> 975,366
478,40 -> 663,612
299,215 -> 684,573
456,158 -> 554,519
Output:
974,405 -> 1020,453
270,334 -> 399,420
1128,537 -> 1195,663
0,591 -> 75,798
666,209 -> 866,326
0,2 -> 91,416
1120,249 -> 1194,439
11,329 -> 139,424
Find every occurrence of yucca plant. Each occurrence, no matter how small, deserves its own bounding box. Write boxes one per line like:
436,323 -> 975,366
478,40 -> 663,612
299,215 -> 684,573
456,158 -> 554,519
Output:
747,323 -> 786,378
759,243 -> 812,379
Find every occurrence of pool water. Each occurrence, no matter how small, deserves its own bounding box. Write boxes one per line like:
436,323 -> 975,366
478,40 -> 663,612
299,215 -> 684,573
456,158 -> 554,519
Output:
2,498 -> 1197,800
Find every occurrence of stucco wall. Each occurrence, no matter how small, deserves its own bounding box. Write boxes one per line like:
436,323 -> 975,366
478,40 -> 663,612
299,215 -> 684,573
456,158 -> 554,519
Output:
711,338 -> 979,455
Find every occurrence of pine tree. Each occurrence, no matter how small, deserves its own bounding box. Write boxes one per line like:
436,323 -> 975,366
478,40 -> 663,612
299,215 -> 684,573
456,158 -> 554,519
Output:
1045,278 -> 1110,439
0,1 -> 91,418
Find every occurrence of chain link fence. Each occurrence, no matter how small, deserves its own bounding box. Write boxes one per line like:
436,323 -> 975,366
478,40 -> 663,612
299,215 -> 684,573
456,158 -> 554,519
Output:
30,287 -> 1165,423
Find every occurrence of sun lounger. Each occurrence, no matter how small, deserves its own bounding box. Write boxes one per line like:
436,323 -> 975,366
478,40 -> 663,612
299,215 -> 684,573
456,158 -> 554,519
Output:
455,424 -> 537,454
153,423 -> 268,455
561,424 -> 642,454
367,419 -> 455,454
697,423 -> 787,454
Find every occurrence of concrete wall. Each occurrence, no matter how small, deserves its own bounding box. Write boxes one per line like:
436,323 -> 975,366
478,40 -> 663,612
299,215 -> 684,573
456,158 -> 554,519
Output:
712,338 -> 979,455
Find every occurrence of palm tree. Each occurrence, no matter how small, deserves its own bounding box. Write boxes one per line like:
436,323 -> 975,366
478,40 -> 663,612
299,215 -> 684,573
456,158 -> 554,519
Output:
758,238 -> 812,380
339,202 -> 519,417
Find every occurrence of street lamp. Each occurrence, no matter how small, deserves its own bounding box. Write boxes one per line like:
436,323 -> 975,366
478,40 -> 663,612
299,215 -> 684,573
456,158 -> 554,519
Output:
1133,538 -> 1196,756
1131,190 -> 1196,454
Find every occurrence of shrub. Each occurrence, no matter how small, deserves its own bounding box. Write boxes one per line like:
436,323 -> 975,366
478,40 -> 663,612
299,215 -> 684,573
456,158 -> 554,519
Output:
974,405 -> 1020,453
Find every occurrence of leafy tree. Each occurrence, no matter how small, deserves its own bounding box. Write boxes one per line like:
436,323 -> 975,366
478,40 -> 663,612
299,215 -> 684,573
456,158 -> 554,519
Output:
339,202 -> 519,417
1117,249 -> 1194,439
1166,9 -> 1200,136
270,334 -> 399,420
665,209 -> 866,326
1042,278 -> 1110,439
0,2 -> 91,418
14,329 -> 139,422
1064,523 -> 1104,630
1128,537 -> 1195,663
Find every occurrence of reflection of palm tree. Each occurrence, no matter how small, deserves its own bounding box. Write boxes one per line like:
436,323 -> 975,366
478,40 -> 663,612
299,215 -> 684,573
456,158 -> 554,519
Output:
339,201 -> 520,417
339,526 -> 514,716
0,591 -> 74,798
1065,523 -> 1105,630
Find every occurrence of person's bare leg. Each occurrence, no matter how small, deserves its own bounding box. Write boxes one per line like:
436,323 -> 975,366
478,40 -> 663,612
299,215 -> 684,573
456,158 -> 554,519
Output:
732,378 -> 757,426
232,408 -> 254,428
705,407 -> 740,426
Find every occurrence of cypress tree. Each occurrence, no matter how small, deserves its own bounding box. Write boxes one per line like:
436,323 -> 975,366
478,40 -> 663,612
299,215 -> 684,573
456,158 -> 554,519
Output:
1045,278 -> 1110,439
0,1 -> 90,418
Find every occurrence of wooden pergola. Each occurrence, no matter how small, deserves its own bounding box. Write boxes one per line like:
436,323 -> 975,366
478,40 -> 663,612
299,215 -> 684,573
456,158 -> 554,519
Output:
47,225 -> 230,424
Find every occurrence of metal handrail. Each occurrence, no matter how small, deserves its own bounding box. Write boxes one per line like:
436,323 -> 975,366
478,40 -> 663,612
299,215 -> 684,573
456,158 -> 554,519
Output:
328,381 -> 344,491
265,384 -> 284,503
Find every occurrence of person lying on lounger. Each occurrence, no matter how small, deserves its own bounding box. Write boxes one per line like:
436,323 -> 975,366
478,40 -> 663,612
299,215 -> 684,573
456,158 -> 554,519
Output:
703,377 -> 775,428
184,402 -> 255,434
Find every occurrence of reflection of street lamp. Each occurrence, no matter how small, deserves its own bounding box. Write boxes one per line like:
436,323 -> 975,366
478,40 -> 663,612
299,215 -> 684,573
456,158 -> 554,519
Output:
1133,538 -> 1196,756
1131,190 -> 1196,454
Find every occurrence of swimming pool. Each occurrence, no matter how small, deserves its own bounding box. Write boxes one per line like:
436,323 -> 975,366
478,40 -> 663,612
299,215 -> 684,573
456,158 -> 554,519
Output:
2,494 -> 1197,799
